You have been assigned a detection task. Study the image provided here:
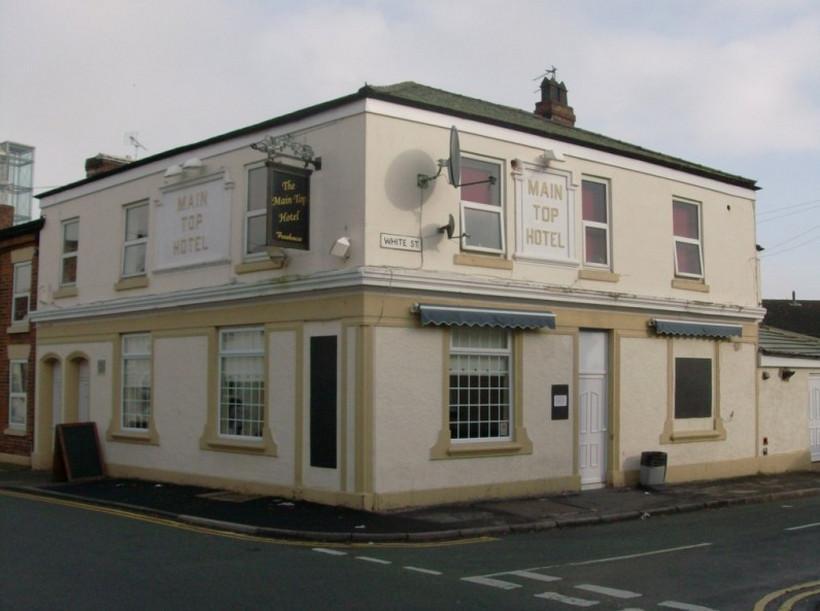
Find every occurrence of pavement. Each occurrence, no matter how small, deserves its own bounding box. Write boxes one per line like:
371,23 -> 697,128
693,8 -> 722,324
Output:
1,463 -> 819,543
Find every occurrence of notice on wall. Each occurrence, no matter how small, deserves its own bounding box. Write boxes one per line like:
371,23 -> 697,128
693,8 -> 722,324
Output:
268,163 -> 310,250
516,166 -> 575,264
155,176 -> 230,271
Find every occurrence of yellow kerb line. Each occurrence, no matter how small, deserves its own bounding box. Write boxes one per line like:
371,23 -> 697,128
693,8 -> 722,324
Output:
753,580 -> 820,611
0,488 -> 493,549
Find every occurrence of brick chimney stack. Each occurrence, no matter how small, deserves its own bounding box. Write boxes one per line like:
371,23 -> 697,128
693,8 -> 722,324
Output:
85,153 -> 130,178
0,204 -> 14,230
534,77 -> 576,127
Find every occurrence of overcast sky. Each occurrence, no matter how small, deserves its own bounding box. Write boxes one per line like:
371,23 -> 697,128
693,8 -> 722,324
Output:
2,0 -> 818,298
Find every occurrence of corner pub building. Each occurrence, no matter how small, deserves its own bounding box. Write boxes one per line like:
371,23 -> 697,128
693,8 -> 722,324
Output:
31,79 -> 774,510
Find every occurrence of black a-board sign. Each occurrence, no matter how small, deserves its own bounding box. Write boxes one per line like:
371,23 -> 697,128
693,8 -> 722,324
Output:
267,162 -> 311,250
53,422 -> 105,482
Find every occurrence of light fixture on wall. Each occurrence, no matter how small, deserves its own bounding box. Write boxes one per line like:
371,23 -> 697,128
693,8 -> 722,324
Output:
164,158 -> 204,178
780,368 -> 796,381
164,164 -> 183,178
330,236 -> 351,259
537,148 -> 565,167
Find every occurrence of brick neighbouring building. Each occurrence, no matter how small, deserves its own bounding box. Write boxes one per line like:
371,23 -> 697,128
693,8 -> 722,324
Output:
0,204 -> 43,464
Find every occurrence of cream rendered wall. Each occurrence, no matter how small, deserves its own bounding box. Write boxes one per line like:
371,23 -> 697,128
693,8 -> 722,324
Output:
36,113 -> 366,308
619,337 -> 756,473
363,113 -> 757,308
759,368 -> 813,456
618,337 -> 667,472
105,334 -> 295,487
371,326 -> 574,496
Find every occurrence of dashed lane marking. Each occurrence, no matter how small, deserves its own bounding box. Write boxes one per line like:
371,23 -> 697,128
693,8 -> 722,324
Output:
507,570 -> 561,583
356,556 -> 392,565
784,522 -> 820,531
535,592 -> 599,607
575,584 -> 641,599
312,548 -> 347,556
404,566 -> 443,576
658,601 -> 718,611
461,576 -> 522,590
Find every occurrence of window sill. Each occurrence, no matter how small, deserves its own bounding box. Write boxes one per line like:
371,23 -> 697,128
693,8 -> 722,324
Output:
114,276 -> 149,291
431,435 -> 532,460
107,430 -> 159,445
234,258 -> 285,274
661,429 -> 725,444
199,434 -> 277,456
6,322 -> 30,335
578,269 -> 620,283
671,278 -> 710,293
453,253 -> 513,270
3,427 -> 27,437
53,286 -> 78,299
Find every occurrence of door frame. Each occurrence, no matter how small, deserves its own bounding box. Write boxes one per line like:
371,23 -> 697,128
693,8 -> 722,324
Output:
578,330 -> 610,488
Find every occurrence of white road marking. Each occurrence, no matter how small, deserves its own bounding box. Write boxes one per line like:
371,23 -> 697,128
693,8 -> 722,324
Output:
507,570 -> 561,582
785,522 -> 820,531
312,547 -> 347,556
535,592 -> 599,607
461,576 -> 521,590
564,543 -> 713,567
356,556 -> 392,565
659,601 -> 718,611
575,584 -> 642,599
404,566 -> 443,576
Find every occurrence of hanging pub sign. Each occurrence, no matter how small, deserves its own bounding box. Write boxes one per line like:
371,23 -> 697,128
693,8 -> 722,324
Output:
267,162 -> 311,250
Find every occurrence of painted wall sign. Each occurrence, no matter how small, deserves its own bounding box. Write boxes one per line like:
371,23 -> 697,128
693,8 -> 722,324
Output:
380,233 -> 421,252
515,165 -> 576,264
155,176 -> 230,271
268,162 -> 310,250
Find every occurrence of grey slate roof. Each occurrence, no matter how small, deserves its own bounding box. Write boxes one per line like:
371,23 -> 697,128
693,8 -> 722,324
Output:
762,299 -> 820,338
39,81 -> 758,199
759,325 -> 820,359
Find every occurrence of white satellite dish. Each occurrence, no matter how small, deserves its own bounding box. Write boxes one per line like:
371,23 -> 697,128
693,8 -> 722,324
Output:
447,126 -> 461,187
417,126 -> 462,189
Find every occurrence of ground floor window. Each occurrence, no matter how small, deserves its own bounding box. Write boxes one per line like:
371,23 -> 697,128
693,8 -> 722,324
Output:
219,327 -> 265,438
9,360 -> 27,430
122,334 -> 151,430
674,357 -> 712,418
449,327 -> 511,440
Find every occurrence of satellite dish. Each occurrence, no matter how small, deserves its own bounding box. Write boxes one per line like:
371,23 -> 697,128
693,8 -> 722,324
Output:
447,126 -> 461,187
439,213 -> 456,239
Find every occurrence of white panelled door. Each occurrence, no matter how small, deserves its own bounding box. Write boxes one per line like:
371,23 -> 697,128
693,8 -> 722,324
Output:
810,376 -> 820,462
579,331 -> 608,488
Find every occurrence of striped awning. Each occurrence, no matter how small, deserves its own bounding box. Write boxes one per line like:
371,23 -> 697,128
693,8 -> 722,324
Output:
415,304 -> 556,330
651,318 -> 742,339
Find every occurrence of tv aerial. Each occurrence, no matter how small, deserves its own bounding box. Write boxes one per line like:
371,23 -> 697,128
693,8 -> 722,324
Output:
124,132 -> 147,159
417,126 -> 496,191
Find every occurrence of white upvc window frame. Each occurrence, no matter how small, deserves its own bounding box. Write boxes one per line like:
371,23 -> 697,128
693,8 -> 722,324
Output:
122,201 -> 149,278
121,333 -> 152,431
60,218 -> 79,287
218,326 -> 265,439
9,359 -> 27,430
11,260 -> 31,323
448,327 -> 513,442
459,155 -> 505,255
581,177 -> 611,269
673,199 -> 705,279
245,164 -> 268,257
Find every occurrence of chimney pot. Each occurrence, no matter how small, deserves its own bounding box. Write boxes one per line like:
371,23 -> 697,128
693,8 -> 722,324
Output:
85,153 -> 130,178
534,76 -> 576,127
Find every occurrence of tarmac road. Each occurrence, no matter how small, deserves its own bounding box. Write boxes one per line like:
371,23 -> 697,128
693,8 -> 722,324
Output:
1,489 -> 818,610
